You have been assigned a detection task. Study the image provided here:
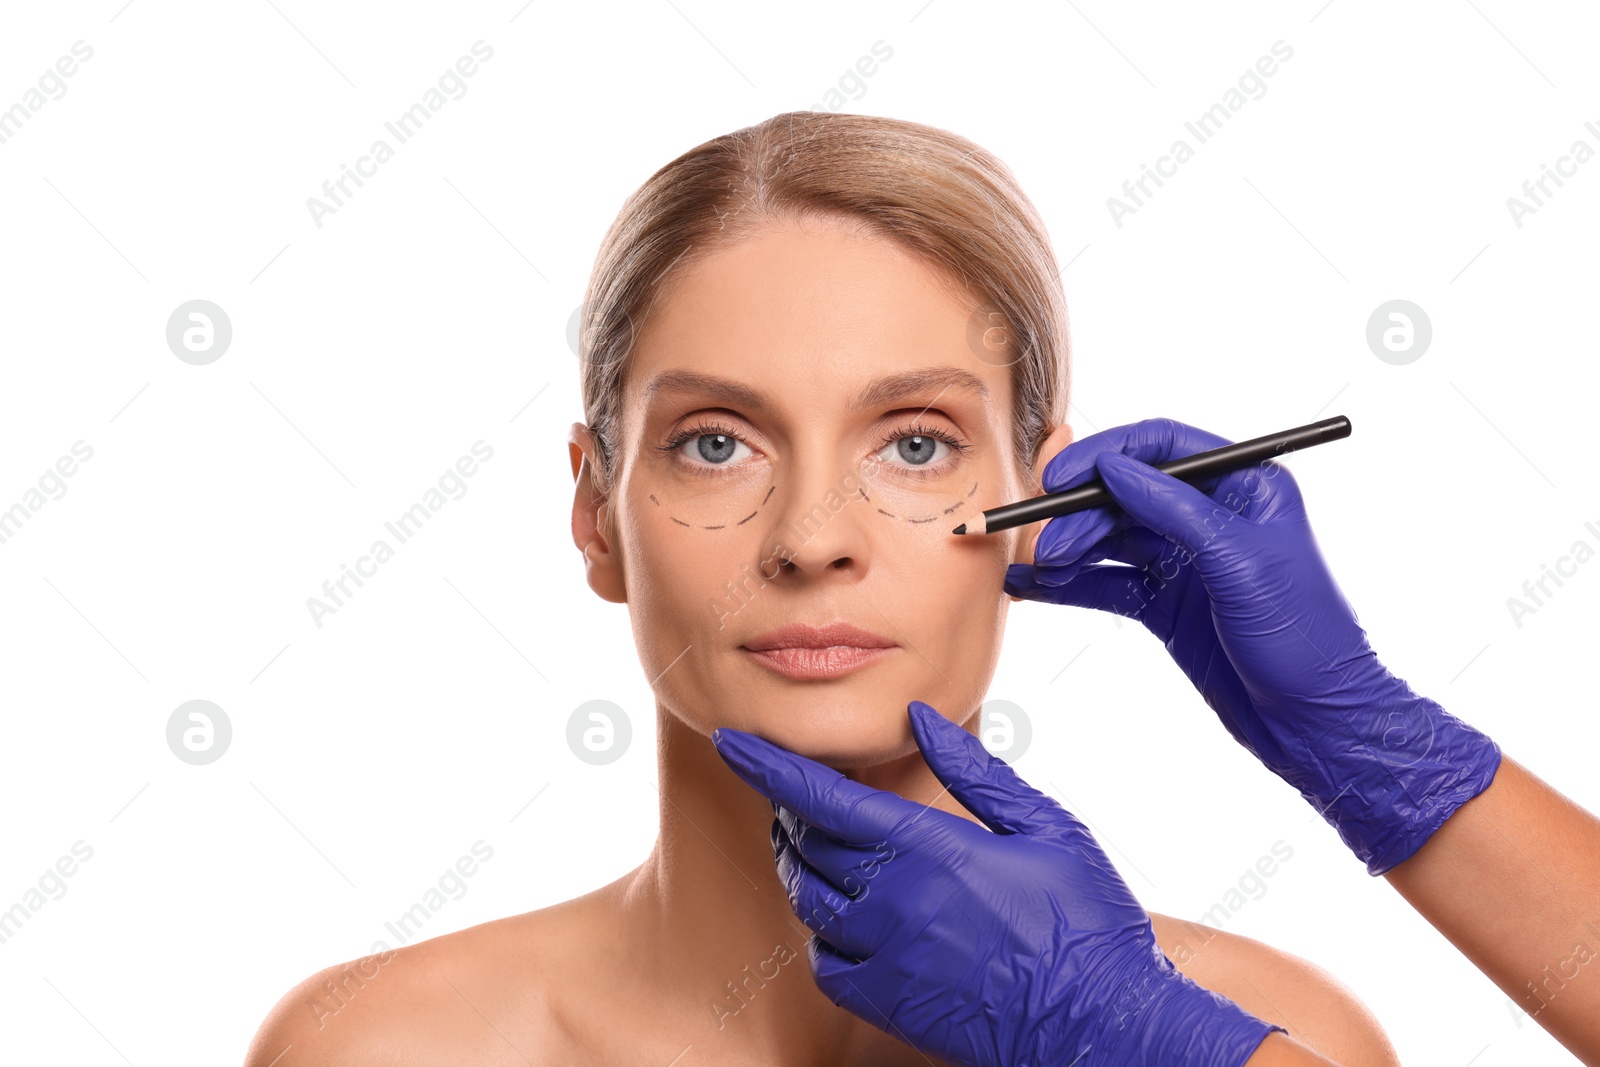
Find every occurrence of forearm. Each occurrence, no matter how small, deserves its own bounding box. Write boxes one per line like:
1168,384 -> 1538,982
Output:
1384,753 -> 1600,1062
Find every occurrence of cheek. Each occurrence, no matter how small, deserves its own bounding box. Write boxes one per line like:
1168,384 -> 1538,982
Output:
621,503 -> 768,626
883,525 -> 1012,633
955,536 -> 1013,601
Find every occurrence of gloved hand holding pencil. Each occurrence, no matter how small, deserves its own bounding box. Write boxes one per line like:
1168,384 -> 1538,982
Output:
1001,416 -> 1502,876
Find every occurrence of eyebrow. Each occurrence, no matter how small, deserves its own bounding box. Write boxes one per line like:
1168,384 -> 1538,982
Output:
643,366 -> 991,414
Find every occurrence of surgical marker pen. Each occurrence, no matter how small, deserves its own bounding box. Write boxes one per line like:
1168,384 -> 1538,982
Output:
951,415 -> 1352,536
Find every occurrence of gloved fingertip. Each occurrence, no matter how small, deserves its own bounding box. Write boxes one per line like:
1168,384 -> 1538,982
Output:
1033,559 -> 1084,588
909,701 -> 980,780
709,727 -> 764,780
710,726 -> 742,757
1004,564 -> 1047,600
906,699 -> 933,735
906,700 -> 945,747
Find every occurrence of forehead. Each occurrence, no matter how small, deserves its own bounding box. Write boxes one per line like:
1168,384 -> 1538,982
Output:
622,218 -> 1012,412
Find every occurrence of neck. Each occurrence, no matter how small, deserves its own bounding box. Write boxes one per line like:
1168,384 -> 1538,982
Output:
622,701 -> 982,1061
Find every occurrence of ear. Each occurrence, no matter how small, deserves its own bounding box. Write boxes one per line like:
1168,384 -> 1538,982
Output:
1014,421 -> 1075,570
569,423 -> 627,604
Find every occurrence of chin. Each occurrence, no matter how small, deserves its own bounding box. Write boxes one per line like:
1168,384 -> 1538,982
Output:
722,684 -> 929,769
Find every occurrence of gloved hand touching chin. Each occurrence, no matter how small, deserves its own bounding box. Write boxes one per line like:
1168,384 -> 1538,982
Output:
1004,417 -> 1503,876
713,701 -> 1284,1067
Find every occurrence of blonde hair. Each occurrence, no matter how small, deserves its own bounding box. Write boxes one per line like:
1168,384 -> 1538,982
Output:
579,110 -> 1070,484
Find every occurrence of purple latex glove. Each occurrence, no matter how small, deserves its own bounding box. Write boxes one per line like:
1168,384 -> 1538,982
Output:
712,701 -> 1283,1067
1004,417 -> 1503,875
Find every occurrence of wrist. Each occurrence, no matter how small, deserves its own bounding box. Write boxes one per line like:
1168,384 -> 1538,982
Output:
1083,960 -> 1283,1067
1313,687 -> 1503,875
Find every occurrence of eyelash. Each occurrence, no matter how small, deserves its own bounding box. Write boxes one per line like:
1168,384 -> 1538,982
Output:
658,420 -> 971,476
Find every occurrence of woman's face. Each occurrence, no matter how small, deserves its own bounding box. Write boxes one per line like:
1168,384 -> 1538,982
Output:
577,215 -> 1045,768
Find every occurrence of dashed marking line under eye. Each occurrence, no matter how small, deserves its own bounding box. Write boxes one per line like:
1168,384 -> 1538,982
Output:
934,486 -> 972,515
656,483 -> 777,530
657,481 -> 980,530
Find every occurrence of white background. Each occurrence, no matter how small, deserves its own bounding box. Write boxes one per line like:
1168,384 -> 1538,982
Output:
1,1 -> 1596,1063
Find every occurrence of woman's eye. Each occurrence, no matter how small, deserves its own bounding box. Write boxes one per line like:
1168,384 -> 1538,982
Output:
679,432 -> 753,466
874,434 -> 952,469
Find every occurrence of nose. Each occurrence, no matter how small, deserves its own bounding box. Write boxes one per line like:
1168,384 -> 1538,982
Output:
765,452 -> 873,579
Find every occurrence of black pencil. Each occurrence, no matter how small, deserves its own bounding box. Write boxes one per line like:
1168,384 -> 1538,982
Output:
951,415 -> 1352,535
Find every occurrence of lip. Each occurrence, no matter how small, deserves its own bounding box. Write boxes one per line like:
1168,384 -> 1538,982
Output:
742,622 -> 897,652
740,622 -> 899,680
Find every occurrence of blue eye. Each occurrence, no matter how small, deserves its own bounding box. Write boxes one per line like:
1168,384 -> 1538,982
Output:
870,425 -> 966,476
662,420 -> 966,476
874,432 -> 954,469
666,425 -> 755,468
692,433 -> 747,464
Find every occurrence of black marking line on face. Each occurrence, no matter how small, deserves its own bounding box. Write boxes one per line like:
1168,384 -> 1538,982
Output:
877,481 -> 983,525
650,493 -> 660,505
665,480 -> 979,530
665,483 -> 776,531
934,486 -> 972,515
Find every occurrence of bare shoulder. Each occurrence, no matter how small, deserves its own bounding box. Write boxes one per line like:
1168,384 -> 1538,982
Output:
1149,911 -> 1402,1066
242,886 -> 621,1067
